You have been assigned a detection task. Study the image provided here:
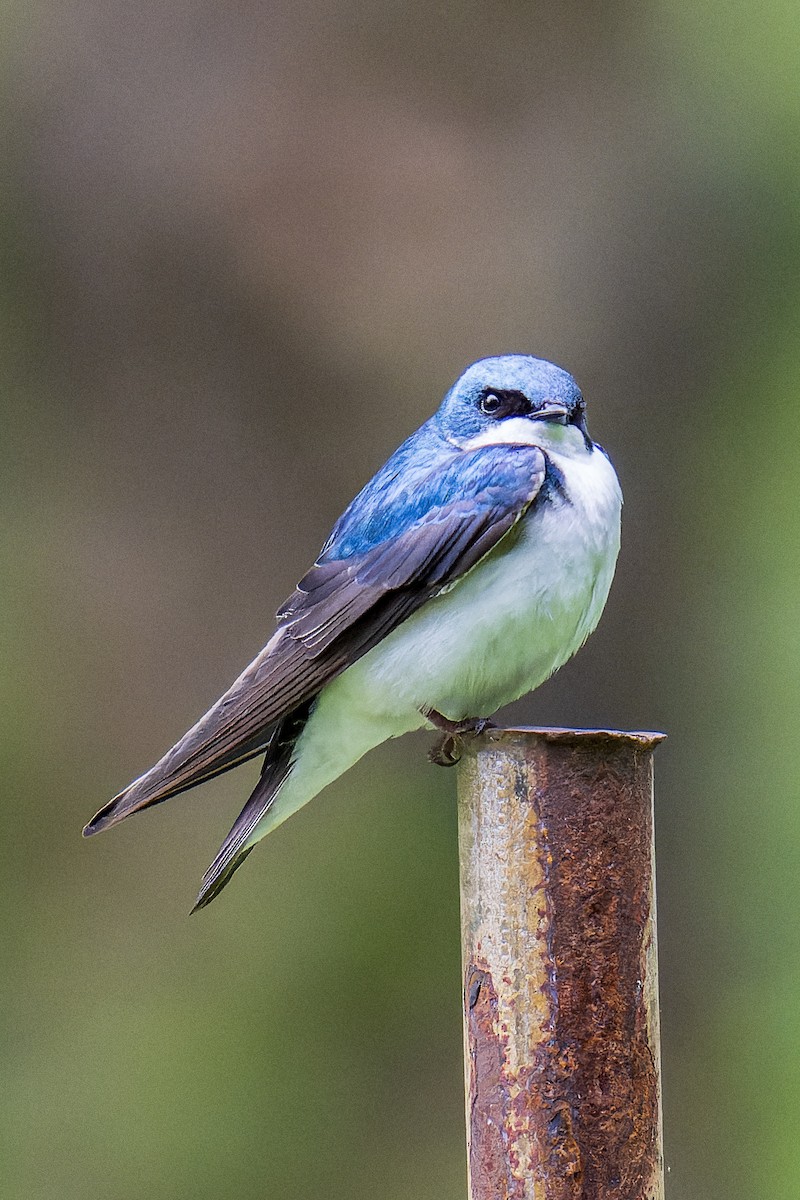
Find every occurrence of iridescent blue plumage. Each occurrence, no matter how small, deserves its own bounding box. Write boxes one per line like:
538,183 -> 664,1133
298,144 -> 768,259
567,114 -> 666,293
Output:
322,441 -> 541,561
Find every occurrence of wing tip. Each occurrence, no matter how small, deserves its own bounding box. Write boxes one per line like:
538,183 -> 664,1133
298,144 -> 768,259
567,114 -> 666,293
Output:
82,797 -> 124,837
83,777 -> 149,836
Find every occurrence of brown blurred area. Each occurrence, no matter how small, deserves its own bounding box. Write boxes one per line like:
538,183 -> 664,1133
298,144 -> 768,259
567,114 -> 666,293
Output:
3,2 -> 799,1198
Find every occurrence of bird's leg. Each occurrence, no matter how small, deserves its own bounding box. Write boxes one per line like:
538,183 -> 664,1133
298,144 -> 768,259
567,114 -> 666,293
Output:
421,708 -> 497,768
422,707 -> 497,736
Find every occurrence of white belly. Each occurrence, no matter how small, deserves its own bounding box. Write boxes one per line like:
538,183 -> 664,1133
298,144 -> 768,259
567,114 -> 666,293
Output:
247,441 -> 621,844
329,442 -> 622,725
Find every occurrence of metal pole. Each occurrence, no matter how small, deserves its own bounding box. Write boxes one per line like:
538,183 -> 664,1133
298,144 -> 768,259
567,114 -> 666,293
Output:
457,727 -> 665,1200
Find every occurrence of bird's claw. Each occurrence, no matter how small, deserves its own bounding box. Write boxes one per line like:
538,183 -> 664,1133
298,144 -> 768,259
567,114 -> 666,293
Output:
428,733 -> 463,767
465,717 -> 496,737
422,708 -> 496,767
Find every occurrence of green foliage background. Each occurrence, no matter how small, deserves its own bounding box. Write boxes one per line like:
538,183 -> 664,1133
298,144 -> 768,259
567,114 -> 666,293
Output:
3,3 -> 799,1196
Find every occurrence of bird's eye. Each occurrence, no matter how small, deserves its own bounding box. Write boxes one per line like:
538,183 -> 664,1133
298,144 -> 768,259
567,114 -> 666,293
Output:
480,393 -> 503,416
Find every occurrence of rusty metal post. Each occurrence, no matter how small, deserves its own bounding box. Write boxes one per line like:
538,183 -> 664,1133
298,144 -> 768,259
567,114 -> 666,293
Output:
457,727 -> 665,1200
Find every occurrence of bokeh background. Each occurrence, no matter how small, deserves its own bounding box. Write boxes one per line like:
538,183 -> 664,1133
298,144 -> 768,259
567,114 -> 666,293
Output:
3,3 -> 798,1197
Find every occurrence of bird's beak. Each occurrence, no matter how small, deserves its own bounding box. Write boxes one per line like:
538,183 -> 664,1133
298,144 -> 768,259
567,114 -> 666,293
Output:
531,403 -> 570,423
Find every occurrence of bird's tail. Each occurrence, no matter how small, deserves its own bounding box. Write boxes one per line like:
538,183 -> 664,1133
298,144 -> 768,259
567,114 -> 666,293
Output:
192,681 -> 411,910
191,702 -> 312,911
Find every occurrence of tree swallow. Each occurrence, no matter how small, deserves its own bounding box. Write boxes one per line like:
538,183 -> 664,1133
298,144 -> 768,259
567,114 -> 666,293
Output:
84,355 -> 622,909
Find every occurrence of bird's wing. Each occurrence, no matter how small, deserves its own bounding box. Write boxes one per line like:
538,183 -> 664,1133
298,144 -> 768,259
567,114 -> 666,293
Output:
85,444 -> 546,836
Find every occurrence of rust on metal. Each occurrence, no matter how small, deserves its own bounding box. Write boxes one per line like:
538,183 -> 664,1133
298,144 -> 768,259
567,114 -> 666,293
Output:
458,728 -> 665,1200
465,962 -> 524,1199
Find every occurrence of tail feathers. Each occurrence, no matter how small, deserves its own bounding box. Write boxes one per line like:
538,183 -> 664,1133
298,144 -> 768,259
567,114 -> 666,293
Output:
190,845 -> 256,912
190,761 -> 288,912
191,701 -> 312,911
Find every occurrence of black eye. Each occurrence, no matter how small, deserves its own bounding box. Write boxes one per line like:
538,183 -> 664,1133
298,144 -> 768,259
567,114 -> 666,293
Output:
480,393 -> 503,416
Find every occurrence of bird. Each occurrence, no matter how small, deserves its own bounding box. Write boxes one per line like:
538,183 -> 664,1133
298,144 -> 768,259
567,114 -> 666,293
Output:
84,355 -> 622,910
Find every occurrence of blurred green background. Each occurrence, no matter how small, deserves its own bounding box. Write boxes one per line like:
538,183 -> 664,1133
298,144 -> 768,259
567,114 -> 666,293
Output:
3,2 -> 798,1197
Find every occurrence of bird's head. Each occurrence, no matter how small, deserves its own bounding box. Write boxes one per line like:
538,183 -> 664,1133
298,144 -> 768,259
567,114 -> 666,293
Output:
433,355 -> 591,456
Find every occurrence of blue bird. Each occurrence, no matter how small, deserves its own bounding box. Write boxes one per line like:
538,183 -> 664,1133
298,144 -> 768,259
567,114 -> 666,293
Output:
84,355 -> 622,909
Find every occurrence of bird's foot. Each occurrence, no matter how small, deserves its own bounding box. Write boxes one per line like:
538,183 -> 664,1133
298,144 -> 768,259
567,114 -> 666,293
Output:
422,709 -> 496,768
427,732 -> 463,767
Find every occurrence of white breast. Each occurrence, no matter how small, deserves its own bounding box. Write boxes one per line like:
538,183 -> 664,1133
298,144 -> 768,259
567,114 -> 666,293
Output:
336,440 -> 622,726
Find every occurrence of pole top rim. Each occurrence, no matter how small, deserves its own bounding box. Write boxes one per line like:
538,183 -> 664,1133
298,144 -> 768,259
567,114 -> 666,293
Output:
476,726 -> 667,750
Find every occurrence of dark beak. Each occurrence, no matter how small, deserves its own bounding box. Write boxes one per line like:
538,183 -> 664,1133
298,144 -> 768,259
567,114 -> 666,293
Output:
531,403 -> 569,424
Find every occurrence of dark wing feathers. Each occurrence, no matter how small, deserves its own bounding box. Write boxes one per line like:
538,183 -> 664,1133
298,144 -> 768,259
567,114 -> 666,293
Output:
84,443 -> 546,839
